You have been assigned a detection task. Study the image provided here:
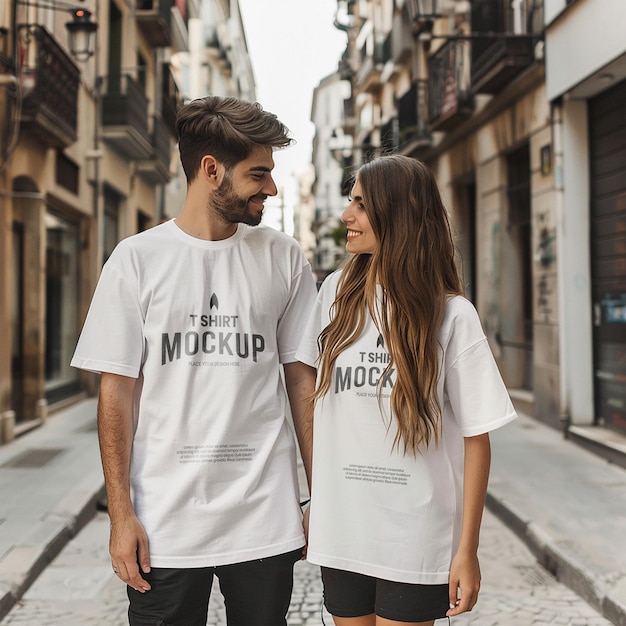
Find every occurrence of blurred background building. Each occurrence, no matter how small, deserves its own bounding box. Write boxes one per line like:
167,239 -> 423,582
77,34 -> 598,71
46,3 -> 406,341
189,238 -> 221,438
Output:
305,0 -> 625,463
0,0 -> 252,440
0,0 -> 624,468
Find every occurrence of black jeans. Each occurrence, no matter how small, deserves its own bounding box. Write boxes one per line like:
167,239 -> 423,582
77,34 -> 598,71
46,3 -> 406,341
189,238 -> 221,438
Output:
127,548 -> 302,626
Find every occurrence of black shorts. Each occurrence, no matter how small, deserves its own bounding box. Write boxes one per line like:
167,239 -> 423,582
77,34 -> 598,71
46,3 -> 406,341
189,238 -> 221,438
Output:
127,548 -> 302,626
321,566 -> 449,622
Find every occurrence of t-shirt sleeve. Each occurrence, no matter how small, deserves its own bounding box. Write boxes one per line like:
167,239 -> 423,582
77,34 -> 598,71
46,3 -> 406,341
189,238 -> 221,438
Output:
445,339 -> 517,436
443,301 -> 517,436
70,261 -> 145,378
276,252 -> 318,364
294,291 -> 324,368
295,272 -> 338,368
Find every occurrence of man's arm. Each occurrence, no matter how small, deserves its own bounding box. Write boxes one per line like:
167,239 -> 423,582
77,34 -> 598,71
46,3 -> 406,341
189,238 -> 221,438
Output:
446,432 -> 491,616
283,361 -> 316,491
98,372 -> 151,592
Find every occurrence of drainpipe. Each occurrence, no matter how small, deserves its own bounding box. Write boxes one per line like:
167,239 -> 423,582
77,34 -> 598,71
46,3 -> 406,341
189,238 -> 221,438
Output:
552,100 -> 570,437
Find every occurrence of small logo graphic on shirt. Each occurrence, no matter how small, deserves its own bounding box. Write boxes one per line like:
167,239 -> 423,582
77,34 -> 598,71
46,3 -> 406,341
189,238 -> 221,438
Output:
376,333 -> 384,349
210,293 -> 219,310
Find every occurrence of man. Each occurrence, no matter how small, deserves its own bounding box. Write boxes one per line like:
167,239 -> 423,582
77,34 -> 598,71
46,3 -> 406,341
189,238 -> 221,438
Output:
71,96 -> 317,626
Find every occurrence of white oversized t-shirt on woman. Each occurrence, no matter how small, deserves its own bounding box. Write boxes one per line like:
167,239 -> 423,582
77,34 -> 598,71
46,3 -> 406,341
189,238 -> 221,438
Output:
71,219 -> 317,568
295,271 -> 517,584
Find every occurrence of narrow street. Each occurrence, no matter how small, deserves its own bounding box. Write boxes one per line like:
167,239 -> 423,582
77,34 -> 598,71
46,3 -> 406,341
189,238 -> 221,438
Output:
1,506 -> 612,626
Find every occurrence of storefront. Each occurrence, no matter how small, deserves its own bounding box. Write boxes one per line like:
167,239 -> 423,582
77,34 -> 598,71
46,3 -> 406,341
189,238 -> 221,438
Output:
588,80 -> 626,433
44,211 -> 82,404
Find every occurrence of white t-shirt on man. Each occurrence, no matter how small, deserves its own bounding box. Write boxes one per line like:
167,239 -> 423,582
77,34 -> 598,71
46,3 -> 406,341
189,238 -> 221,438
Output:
295,271 -> 517,584
71,219 -> 317,568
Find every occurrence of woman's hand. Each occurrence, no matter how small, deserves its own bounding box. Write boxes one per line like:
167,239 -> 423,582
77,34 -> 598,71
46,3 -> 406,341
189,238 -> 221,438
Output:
446,548 -> 481,616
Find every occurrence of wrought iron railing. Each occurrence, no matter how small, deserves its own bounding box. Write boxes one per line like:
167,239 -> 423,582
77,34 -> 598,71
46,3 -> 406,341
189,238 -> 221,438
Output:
380,117 -> 398,153
0,27 -> 12,72
152,114 -> 171,171
427,40 -> 474,130
102,73 -> 150,143
356,38 -> 385,87
17,25 -> 79,146
398,79 -> 431,146
136,0 -> 172,47
136,0 -> 172,21
470,0 -> 541,93
161,64 -> 181,137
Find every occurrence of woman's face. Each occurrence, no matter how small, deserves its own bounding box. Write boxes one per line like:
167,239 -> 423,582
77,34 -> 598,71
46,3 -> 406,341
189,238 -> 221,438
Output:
341,179 -> 378,254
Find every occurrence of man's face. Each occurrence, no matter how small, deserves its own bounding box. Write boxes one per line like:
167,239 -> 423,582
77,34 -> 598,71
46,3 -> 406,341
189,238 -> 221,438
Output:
209,145 -> 278,226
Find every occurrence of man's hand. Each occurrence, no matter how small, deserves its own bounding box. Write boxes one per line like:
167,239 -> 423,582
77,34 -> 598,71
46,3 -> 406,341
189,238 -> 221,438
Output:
110,514 -> 152,592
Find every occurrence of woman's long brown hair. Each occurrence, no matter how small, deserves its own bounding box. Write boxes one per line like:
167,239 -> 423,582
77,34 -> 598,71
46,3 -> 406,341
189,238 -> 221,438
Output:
315,155 -> 463,455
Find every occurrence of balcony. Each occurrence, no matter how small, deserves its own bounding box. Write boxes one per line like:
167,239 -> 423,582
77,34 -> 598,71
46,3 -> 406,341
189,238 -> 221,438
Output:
380,81 -> 431,154
17,26 -> 79,148
356,39 -> 384,93
397,79 -> 431,151
136,115 -> 173,185
469,0 -> 541,94
338,47 -> 354,80
428,40 -> 474,132
161,64 -> 182,137
391,11 -> 413,65
136,0 -> 172,47
170,0 -> 190,52
380,117 -> 398,153
101,74 -> 152,160
382,30 -> 392,65
381,13 -> 414,83
471,36 -> 535,94
0,27 -> 11,73
342,97 -> 357,133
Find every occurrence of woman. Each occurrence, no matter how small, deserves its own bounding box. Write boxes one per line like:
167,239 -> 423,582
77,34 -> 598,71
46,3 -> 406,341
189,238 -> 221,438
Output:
296,155 -> 517,626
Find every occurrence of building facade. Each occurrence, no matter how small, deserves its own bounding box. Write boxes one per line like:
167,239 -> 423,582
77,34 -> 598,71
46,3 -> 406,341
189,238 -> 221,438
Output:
543,0 -> 626,457
310,71 -> 352,282
0,0 -> 254,443
164,0 -> 255,218
311,0 -> 625,459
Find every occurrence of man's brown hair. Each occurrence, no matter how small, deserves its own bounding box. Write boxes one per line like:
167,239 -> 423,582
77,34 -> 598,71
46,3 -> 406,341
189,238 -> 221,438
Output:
176,96 -> 293,182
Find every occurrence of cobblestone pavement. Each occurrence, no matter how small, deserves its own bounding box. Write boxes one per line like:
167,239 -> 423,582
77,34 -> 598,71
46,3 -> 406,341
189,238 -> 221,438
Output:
1,508 -> 613,626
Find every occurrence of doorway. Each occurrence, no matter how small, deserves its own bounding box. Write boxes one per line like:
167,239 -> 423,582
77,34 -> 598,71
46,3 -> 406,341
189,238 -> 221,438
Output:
502,144 -> 533,390
11,223 -> 25,422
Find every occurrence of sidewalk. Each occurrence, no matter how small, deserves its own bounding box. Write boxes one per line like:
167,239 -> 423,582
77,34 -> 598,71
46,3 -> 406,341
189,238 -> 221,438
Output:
488,413 -> 626,626
0,399 -> 625,625
0,399 -> 104,620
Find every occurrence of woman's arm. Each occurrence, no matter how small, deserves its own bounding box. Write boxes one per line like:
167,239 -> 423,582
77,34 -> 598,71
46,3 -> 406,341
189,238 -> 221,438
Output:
446,432 -> 491,616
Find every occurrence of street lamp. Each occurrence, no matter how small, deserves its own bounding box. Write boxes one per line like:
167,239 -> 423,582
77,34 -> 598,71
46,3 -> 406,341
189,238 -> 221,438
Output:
16,1 -> 98,62
65,8 -> 97,61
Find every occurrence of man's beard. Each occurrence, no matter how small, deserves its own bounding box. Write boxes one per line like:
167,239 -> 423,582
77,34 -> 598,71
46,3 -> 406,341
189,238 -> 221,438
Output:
209,172 -> 263,227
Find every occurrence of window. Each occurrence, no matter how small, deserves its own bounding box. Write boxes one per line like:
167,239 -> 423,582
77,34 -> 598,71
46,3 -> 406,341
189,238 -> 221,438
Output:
45,212 -> 80,401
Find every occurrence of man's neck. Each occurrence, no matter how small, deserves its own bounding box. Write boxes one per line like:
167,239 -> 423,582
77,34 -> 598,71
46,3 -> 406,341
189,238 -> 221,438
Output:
175,198 -> 238,241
